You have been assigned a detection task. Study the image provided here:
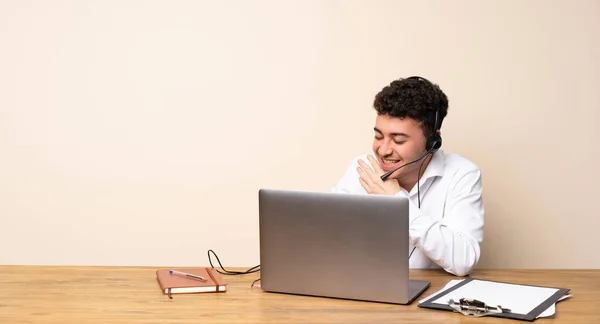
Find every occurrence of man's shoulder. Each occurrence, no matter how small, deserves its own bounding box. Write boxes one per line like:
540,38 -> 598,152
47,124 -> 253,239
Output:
441,151 -> 481,175
438,151 -> 483,194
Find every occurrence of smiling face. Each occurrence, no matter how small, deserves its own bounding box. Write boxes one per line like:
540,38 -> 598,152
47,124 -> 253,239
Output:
372,114 -> 430,183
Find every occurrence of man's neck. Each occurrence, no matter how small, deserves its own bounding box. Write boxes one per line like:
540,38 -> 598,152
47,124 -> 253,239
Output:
397,155 -> 433,193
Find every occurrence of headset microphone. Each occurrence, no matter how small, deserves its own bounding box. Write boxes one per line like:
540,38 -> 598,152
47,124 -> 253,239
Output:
379,147 -> 436,181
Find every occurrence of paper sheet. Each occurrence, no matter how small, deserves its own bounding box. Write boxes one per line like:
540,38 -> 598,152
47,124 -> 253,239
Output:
419,279 -> 570,318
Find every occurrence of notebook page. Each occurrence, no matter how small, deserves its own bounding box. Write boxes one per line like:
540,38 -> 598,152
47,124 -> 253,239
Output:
431,279 -> 559,315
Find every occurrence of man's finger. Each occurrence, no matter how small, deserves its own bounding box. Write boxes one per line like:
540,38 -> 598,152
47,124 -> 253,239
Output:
357,159 -> 378,179
367,155 -> 384,175
357,166 -> 370,183
357,167 -> 372,192
358,176 -> 371,193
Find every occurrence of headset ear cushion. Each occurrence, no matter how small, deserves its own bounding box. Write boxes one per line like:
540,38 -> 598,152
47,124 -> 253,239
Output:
426,133 -> 442,152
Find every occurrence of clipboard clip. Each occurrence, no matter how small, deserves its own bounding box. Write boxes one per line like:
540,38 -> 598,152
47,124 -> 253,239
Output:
448,298 -> 511,317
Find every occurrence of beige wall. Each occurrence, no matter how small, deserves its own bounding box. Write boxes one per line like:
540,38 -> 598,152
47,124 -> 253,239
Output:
1,0 -> 598,268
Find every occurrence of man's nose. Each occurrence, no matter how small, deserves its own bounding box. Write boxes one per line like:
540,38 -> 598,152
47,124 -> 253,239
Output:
379,141 -> 393,156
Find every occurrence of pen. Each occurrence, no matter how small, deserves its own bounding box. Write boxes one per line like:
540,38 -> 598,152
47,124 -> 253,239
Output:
169,270 -> 207,281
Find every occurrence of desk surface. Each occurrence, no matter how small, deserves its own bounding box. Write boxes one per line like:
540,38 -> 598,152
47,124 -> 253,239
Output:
0,266 -> 598,324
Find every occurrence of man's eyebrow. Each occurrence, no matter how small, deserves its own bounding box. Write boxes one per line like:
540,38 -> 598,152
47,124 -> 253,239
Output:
373,127 -> 410,137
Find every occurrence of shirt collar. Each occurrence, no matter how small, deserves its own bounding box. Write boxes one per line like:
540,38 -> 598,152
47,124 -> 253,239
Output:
420,149 -> 445,181
404,150 -> 445,197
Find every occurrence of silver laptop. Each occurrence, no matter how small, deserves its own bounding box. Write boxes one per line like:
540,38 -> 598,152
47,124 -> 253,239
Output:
258,189 -> 430,304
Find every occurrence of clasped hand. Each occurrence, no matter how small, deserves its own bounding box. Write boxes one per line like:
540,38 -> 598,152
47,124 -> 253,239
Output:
357,155 -> 401,195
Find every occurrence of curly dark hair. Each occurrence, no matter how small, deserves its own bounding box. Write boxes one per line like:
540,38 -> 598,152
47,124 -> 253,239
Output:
373,77 -> 449,137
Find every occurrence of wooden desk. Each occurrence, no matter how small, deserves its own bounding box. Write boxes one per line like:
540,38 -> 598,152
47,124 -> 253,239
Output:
0,266 -> 597,323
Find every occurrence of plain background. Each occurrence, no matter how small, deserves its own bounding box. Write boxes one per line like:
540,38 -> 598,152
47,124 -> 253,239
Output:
1,0 -> 599,269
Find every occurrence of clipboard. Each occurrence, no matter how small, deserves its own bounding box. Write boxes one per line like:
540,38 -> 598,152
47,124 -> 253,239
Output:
418,277 -> 570,321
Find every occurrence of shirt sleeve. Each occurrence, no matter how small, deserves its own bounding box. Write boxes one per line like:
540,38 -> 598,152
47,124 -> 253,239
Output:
403,168 -> 484,276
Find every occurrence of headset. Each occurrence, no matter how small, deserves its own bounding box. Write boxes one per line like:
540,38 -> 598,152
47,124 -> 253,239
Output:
406,76 -> 443,153
402,76 -> 444,260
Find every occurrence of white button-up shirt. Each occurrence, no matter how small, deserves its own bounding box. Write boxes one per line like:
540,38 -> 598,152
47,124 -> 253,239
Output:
331,150 -> 484,276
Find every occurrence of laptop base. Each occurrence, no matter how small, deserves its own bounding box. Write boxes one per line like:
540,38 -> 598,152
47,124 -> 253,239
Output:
407,279 -> 431,304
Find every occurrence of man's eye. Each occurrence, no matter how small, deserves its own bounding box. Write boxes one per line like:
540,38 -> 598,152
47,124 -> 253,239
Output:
374,136 -> 383,140
393,140 -> 406,145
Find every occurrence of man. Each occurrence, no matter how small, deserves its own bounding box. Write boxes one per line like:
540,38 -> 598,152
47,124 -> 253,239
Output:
332,76 -> 484,276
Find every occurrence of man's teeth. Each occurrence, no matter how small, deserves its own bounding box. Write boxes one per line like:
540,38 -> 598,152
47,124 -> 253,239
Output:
383,159 -> 400,165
